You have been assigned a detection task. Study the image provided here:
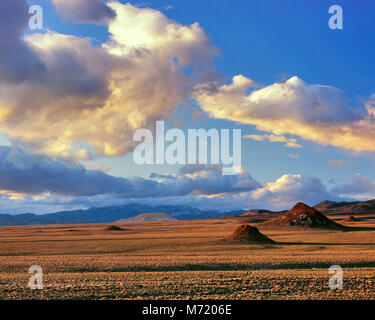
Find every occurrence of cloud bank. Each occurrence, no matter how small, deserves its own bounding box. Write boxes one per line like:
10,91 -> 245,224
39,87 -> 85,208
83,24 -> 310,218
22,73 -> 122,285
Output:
0,145 -> 344,213
0,146 -> 259,198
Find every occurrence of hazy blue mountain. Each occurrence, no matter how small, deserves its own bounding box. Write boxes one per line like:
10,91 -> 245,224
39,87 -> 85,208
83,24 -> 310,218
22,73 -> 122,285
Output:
0,204 -> 246,226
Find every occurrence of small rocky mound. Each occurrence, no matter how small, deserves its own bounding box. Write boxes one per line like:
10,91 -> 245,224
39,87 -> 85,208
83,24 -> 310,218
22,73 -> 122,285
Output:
264,202 -> 344,229
226,224 -> 275,244
105,225 -> 126,231
347,215 -> 360,222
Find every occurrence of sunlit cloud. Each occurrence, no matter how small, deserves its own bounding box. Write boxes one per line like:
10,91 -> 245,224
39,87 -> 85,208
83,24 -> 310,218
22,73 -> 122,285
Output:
287,153 -> 299,159
0,1 -> 218,159
244,134 -> 301,148
251,174 -> 338,207
0,190 -> 29,201
195,75 -> 375,152
327,160 -> 353,167
328,160 -> 345,167
93,164 -> 111,172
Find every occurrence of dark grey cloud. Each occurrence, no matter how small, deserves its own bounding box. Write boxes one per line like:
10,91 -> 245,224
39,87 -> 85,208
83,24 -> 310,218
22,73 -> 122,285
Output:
150,165 -> 260,196
178,164 -> 221,174
51,0 -> 116,24
331,174 -> 375,195
0,147 -> 260,198
0,0 -> 110,94
0,0 -> 46,82
0,146 -> 148,197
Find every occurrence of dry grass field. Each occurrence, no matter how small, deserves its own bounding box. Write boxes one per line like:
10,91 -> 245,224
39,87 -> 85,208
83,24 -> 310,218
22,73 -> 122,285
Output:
0,215 -> 375,299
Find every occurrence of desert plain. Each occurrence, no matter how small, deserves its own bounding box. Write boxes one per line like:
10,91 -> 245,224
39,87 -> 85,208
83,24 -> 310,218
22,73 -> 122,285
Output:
0,212 -> 374,300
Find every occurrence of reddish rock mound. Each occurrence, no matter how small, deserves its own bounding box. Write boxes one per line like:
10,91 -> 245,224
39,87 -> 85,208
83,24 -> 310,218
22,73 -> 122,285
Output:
105,225 -> 126,231
264,202 -> 344,229
226,224 -> 275,244
346,215 -> 360,222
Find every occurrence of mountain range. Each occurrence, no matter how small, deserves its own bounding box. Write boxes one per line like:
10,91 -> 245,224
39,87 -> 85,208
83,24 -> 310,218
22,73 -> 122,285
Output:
0,198 -> 374,227
313,199 -> 375,215
0,204 -> 246,226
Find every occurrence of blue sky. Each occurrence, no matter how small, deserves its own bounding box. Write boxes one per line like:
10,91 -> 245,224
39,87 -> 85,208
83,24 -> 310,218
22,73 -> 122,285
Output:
0,0 -> 374,213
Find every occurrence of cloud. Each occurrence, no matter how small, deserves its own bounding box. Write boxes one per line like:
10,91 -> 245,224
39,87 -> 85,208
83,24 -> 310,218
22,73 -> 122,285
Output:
195,75 -> 375,152
0,0 -> 45,83
165,5 -> 174,11
51,0 -> 116,24
0,146 -> 152,197
327,160 -> 354,167
0,146 -> 362,213
252,174 -> 337,207
178,164 -> 221,174
133,172 -> 343,212
287,153 -> 299,159
331,173 -> 375,195
0,146 -> 259,199
328,160 -> 345,167
0,1 -> 218,158
150,165 -> 261,195
244,134 -> 301,148
93,164 -> 111,172
75,149 -> 92,161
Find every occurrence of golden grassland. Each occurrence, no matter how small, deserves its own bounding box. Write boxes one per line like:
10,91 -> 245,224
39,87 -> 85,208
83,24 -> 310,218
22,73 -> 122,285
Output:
0,215 -> 374,299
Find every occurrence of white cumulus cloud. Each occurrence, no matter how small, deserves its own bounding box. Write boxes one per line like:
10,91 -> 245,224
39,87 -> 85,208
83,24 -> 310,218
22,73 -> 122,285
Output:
0,1 -> 218,158
195,75 -> 375,152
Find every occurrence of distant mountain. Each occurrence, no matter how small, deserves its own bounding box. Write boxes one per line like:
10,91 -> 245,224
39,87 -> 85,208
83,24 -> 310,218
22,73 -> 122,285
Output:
116,212 -> 176,223
238,209 -> 287,217
314,199 -> 375,215
0,204 -> 246,226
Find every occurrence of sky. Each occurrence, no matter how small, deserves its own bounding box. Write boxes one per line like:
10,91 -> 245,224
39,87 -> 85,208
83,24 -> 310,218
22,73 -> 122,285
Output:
0,0 -> 374,214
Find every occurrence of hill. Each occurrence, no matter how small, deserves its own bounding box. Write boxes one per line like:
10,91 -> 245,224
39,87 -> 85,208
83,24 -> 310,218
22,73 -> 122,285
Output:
116,212 -> 176,223
314,199 -> 375,215
238,209 -> 287,217
264,202 -> 345,229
